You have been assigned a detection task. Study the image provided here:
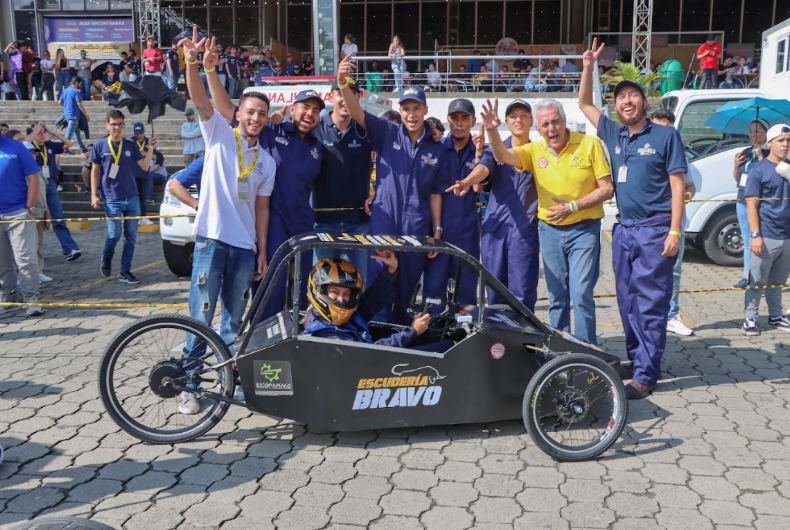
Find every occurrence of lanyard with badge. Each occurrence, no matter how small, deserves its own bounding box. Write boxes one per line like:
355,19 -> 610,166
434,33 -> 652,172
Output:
35,142 -> 50,179
136,140 -> 147,152
235,128 -> 258,202
107,140 -> 122,179
739,152 -> 758,188
617,138 -> 637,184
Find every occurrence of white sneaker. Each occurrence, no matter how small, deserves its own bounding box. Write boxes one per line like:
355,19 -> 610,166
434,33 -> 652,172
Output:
179,392 -> 200,414
25,297 -> 44,317
139,218 -> 154,225
39,273 -> 53,283
667,315 -> 693,336
56,184 -> 63,192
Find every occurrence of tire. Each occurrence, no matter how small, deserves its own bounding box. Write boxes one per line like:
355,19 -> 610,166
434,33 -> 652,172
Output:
702,209 -> 743,267
98,314 -> 234,444
9,517 -> 117,530
523,353 -> 627,462
162,240 -> 194,277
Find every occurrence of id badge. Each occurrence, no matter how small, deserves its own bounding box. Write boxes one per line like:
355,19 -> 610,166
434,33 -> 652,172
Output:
41,167 -> 50,179
238,177 -> 250,202
617,165 -> 628,183
739,173 -> 748,187
108,164 -> 120,180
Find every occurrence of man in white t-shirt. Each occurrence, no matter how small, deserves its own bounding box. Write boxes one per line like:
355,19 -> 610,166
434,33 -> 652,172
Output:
174,28 -> 277,414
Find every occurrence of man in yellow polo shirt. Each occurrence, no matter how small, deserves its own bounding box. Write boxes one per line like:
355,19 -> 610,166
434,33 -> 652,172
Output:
482,98 -> 613,345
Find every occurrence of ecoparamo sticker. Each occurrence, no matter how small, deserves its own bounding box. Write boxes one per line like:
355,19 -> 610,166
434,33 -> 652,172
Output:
352,364 -> 446,410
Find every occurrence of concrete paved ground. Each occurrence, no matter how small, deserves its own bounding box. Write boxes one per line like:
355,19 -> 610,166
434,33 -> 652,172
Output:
2,229 -> 790,530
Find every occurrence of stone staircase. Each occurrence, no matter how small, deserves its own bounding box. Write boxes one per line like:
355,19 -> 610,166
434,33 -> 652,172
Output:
0,100 -> 196,222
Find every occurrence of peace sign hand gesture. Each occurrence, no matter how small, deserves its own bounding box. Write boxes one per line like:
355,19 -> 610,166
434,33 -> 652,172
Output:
583,38 -> 605,69
178,27 -> 207,64
203,38 -> 219,70
480,99 -> 501,131
472,123 -> 485,155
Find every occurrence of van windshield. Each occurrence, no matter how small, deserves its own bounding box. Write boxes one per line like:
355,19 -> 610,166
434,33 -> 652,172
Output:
671,98 -> 750,161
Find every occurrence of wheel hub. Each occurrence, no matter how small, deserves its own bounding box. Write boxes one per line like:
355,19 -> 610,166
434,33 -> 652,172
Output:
554,390 -> 589,423
149,360 -> 187,398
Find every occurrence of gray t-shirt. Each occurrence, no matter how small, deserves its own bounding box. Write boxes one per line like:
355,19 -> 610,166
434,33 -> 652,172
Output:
77,59 -> 92,79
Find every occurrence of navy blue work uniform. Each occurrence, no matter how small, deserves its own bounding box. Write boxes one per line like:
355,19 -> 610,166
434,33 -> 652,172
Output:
176,155 -> 204,189
34,140 -> 80,256
363,110 -> 450,325
479,137 -> 540,310
311,111 -> 373,275
424,134 -> 480,306
597,114 -> 688,387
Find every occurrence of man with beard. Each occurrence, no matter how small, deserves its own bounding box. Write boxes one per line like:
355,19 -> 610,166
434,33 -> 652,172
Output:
178,29 -> 277,413
309,77 -> 373,276
445,99 -> 539,311
202,40 -> 323,320
481,98 -> 613,346
580,38 -> 687,400
424,98 -> 480,305
336,54 -> 448,325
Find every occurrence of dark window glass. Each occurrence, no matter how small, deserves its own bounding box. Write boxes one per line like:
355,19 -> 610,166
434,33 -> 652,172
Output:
236,0 -> 257,5
162,10 -> 184,47
681,0 -> 711,33
610,0 -> 621,33
286,5 -> 312,52
184,0 -> 207,7
111,0 -> 131,9
458,1 -> 476,46
506,1 -> 532,45
183,8 -> 208,34
37,0 -> 59,8
533,1 -> 561,44
62,0 -> 84,10
86,0 -> 108,11
711,0 -> 741,44
340,4 -> 365,52
13,11 -> 36,44
209,3 -> 234,46
741,0 -> 774,45
476,2 -> 503,46
161,0 -> 182,7
652,0 -> 681,33
393,3 -> 419,54
367,4 -> 392,53
13,0 -> 34,9
235,7 -> 260,47
422,2 -> 448,51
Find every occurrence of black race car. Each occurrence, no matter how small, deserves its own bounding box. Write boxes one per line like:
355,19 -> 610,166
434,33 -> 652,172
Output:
99,233 -> 627,461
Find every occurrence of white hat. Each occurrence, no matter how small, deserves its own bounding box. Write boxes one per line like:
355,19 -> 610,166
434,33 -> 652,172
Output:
766,123 -> 790,144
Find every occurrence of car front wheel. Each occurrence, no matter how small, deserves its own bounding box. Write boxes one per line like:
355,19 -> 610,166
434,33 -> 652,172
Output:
163,240 -> 195,277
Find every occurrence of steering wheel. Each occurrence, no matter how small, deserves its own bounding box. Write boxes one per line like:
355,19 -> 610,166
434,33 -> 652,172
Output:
406,282 -> 458,338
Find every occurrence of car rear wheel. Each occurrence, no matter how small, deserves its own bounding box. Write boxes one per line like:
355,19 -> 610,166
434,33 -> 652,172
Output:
163,240 -> 194,277
523,353 -> 627,462
702,210 -> 743,267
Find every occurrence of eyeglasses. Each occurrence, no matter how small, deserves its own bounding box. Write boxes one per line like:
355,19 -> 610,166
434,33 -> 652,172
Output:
107,122 -> 125,128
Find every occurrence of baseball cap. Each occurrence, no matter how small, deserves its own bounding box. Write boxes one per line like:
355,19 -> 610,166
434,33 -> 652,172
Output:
765,124 -> 790,144
295,89 -> 326,110
22,141 -> 41,151
133,122 -> 145,134
707,33 -> 717,42
286,53 -> 292,57
613,79 -> 646,98
506,99 -> 532,115
331,77 -> 360,93
399,86 -> 427,105
185,108 -> 195,115
447,99 -> 475,117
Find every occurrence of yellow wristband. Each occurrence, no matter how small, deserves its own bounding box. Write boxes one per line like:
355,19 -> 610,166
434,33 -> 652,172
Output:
669,230 -> 682,237
185,59 -> 197,65
337,78 -> 350,90
204,67 -> 215,73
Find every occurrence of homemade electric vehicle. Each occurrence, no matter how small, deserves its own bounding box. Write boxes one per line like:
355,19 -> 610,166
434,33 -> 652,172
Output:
99,234 -> 628,461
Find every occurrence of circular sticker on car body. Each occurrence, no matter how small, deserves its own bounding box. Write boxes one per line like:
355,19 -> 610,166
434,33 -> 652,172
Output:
490,342 -> 505,359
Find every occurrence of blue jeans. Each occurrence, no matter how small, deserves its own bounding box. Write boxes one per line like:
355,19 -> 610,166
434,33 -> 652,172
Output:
184,236 -> 255,388
668,235 -> 686,319
228,78 -> 238,99
163,73 -> 177,90
45,178 -> 79,255
55,71 -> 70,96
392,60 -> 404,92
736,201 -> 751,278
538,219 -> 601,345
526,84 -> 547,92
103,197 -> 140,274
313,221 -> 370,280
79,77 -> 91,99
65,119 -> 86,151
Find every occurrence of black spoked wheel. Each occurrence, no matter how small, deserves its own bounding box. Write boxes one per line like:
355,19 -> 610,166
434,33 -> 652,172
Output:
523,353 -> 627,461
98,314 -> 234,444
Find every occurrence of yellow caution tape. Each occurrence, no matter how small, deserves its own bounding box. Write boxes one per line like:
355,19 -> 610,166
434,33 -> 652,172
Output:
0,301 -> 189,309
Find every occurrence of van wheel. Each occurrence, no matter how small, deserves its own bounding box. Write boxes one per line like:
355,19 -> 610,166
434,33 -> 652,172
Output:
163,240 -> 194,277
702,210 -> 744,267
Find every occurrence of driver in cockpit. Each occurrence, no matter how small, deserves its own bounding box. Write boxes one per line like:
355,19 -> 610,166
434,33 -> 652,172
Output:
303,251 -> 433,347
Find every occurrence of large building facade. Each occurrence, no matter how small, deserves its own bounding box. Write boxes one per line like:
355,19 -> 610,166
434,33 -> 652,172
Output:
1,0 -> 788,62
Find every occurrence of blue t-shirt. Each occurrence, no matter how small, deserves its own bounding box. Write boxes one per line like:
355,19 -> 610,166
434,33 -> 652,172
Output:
176,156 -> 204,189
479,137 -> 538,230
0,136 -> 42,214
736,148 -> 770,202
596,115 -> 688,220
59,86 -> 83,121
165,49 -> 179,76
88,138 -> 144,201
35,140 -> 65,178
744,158 -> 790,240
216,54 -> 226,75
227,55 -> 238,78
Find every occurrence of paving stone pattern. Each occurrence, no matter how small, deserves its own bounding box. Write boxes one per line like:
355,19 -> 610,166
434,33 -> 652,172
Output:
2,235 -> 790,529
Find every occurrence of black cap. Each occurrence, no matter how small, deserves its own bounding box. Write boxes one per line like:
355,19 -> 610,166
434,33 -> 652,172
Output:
707,33 -> 717,41
331,77 -> 360,93
505,99 -> 532,115
613,79 -> 646,98
447,99 -> 475,117
295,89 -> 326,110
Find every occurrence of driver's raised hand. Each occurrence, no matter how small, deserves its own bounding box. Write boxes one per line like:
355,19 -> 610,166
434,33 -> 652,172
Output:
411,312 -> 431,335
178,27 -> 207,64
371,249 -> 398,274
583,38 -> 605,70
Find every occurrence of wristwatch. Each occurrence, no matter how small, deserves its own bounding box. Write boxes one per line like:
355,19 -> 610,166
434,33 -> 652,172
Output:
432,226 -> 443,233
751,231 -> 762,238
